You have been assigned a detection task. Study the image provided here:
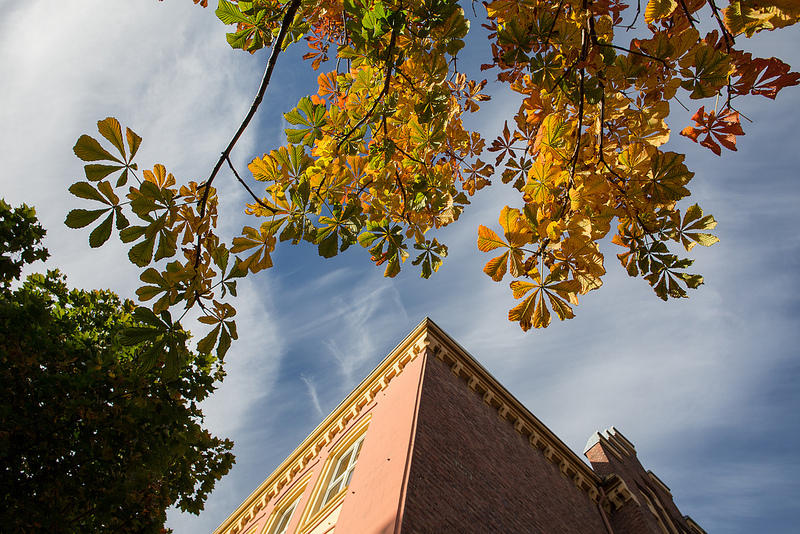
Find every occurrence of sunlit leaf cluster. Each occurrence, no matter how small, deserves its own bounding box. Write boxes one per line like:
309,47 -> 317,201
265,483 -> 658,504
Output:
68,0 -> 798,359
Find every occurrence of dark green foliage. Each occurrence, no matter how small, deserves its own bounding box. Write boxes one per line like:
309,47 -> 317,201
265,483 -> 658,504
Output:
0,199 -> 48,285
0,202 -> 234,533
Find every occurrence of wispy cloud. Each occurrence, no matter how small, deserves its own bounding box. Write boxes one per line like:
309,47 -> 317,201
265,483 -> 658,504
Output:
300,374 -> 324,418
3,3 -> 799,534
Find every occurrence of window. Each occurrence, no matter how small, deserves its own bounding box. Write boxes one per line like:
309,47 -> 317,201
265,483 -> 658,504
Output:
319,434 -> 365,507
267,496 -> 300,534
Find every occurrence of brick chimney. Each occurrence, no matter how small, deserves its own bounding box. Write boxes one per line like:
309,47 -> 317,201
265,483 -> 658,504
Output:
585,427 -> 706,534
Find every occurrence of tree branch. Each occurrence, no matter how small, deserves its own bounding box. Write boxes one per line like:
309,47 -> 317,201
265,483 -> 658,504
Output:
335,23 -> 399,151
708,0 -> 735,50
676,0 -> 698,29
225,156 -> 277,214
596,42 -> 669,66
193,0 -> 301,267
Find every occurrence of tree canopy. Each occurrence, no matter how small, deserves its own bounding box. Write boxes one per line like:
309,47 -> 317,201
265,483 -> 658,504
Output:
0,201 -> 234,533
66,0 -> 798,364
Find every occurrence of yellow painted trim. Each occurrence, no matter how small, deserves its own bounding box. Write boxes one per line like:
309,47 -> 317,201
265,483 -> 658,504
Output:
261,472 -> 311,534
214,318 -> 604,533
297,416 -> 370,533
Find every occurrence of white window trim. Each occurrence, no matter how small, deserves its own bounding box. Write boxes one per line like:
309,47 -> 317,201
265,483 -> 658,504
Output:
320,434 -> 365,507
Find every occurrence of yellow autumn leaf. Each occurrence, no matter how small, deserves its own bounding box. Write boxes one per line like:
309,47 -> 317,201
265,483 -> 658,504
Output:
483,251 -> 509,281
645,0 -> 677,23
477,225 -> 506,252
498,206 -> 533,248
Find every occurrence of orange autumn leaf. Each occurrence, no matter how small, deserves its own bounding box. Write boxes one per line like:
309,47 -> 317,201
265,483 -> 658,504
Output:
680,106 -> 745,156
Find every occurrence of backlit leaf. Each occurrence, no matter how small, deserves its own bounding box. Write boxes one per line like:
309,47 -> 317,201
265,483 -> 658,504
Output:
73,135 -> 122,163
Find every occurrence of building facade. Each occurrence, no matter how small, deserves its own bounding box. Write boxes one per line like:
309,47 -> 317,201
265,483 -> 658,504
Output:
214,319 -> 705,534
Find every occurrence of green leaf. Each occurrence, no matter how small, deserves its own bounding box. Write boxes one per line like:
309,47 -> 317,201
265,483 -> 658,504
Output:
226,28 -> 254,49
97,180 -> 120,205
126,127 -> 142,159
116,168 -> 130,187
358,231 -> 379,247
317,231 -> 339,258
129,237 -> 156,267
65,208 -> 108,229
284,97 -> 326,146
114,207 -> 130,230
120,225 -> 147,243
225,319 -> 238,340
216,0 -> 252,25
89,212 -> 114,248
154,231 -> 178,262
197,324 -> 221,355
84,164 -> 124,182
217,328 -> 232,359
69,181 -> 110,204
136,285 -> 165,302
136,340 -> 164,373
97,117 -> 126,160
132,306 -> 163,327
119,326 -> 161,346
73,134 -> 122,163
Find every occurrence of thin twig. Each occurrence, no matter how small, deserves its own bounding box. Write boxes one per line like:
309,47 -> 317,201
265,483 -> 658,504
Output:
225,156 -> 277,213
596,43 -> 669,66
394,168 -> 410,222
335,24 -> 399,151
598,88 -> 628,194
543,0 -> 566,50
676,0 -> 698,29
569,68 -> 586,185
625,0 -> 641,31
195,0 -> 302,258
708,0 -> 735,50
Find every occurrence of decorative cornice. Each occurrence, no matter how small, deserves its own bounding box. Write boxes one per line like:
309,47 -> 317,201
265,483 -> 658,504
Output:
214,318 -> 605,533
601,474 -> 639,511
684,515 -> 707,534
647,470 -> 672,496
213,319 -> 434,534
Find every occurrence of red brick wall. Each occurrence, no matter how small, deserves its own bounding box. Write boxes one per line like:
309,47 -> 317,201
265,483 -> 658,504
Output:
400,355 -> 608,534
586,440 -> 694,534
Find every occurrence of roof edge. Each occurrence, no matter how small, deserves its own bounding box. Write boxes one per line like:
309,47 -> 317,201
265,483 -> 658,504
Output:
215,317 -> 603,533
213,318 -> 435,534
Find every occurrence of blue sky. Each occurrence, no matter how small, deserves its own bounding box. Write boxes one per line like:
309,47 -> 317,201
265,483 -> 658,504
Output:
1,1 -> 799,532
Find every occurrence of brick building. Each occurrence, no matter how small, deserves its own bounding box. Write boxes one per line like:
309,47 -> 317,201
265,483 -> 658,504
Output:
214,318 -> 706,534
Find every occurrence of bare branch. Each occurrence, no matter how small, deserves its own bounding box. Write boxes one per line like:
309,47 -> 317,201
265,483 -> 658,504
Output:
596,42 -> 669,66
193,0 -> 302,268
225,156 -> 277,214
197,0 -> 302,220
708,0 -> 735,50
677,0 -> 698,29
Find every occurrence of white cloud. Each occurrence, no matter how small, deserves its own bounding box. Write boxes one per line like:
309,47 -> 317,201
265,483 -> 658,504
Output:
3,3 -> 799,533
300,374 -> 324,418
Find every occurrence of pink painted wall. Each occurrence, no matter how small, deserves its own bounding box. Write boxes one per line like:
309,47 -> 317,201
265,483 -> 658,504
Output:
232,351 -> 426,534
333,352 -> 427,534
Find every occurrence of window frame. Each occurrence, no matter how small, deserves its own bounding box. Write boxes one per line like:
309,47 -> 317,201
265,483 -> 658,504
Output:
265,496 -> 300,534
297,417 -> 371,532
318,434 -> 365,507
262,474 -> 310,534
